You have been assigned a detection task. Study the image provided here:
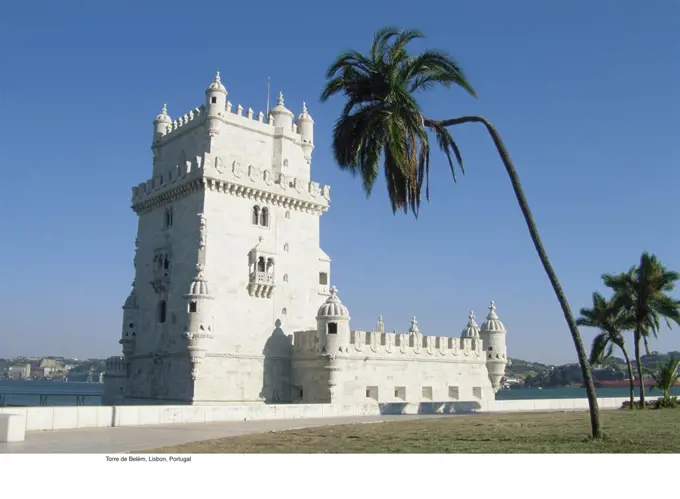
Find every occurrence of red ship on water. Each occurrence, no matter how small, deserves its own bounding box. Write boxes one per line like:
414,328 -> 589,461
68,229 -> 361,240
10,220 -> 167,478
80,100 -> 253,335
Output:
595,379 -> 680,388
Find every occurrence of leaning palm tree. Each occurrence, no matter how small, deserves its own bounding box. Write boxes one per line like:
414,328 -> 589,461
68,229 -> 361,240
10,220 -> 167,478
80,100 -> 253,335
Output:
603,252 -> 680,407
577,292 -> 635,408
320,26 -> 602,438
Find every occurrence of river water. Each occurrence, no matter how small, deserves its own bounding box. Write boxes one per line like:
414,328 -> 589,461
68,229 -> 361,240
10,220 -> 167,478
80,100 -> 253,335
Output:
1,379 -> 677,407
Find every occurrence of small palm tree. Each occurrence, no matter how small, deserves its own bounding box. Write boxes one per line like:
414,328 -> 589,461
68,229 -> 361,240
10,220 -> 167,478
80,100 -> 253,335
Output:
603,252 -> 680,406
577,292 -> 636,408
647,356 -> 680,402
320,26 -> 602,438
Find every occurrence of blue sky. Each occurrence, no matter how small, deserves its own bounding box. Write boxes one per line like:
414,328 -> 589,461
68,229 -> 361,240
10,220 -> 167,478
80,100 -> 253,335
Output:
0,1 -> 678,364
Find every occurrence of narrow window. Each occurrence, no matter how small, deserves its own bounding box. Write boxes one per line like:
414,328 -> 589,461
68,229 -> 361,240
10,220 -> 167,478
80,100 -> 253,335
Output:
189,301 -> 197,313
163,255 -> 170,270
260,207 -> 269,227
285,211 -> 290,219
266,258 -> 275,273
327,322 -> 338,335
257,257 -> 266,272
211,96 -> 217,104
449,386 -> 459,400
282,308 -> 287,315
366,386 -> 378,401
283,274 -> 288,283
252,206 -> 260,225
394,387 -> 406,400
283,159 -> 289,167
319,272 -> 328,285
283,243 -> 289,252
158,300 -> 167,323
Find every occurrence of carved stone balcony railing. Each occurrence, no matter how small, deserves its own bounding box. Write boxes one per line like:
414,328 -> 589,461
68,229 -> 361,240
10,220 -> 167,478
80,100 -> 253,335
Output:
248,271 -> 274,298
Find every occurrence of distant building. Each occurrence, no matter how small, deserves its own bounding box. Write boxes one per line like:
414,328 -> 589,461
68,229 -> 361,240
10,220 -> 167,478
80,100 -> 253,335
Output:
7,364 -> 31,379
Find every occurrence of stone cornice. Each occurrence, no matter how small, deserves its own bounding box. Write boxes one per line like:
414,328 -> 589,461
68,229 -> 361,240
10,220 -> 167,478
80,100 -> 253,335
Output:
132,175 -> 329,216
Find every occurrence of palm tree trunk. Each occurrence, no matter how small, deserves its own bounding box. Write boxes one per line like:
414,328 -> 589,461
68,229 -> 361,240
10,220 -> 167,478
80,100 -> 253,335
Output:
428,115 -> 602,438
634,329 -> 645,407
620,346 -> 636,409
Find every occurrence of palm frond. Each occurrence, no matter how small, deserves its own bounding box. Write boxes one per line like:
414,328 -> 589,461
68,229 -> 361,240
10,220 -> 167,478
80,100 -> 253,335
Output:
319,26 -> 478,217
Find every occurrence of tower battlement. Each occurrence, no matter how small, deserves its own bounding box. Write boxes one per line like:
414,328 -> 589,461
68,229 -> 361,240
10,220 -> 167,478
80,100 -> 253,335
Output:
152,73 -> 314,169
131,151 -> 330,214
293,329 -> 485,359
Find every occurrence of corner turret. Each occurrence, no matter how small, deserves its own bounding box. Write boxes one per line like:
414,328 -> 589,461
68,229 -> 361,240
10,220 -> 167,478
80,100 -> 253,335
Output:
183,212 -> 215,382
316,285 -> 350,356
479,301 -> 508,392
205,71 -> 227,137
183,265 -> 215,368
295,102 -> 314,163
119,282 -> 138,357
270,92 -> 294,130
152,104 -> 172,144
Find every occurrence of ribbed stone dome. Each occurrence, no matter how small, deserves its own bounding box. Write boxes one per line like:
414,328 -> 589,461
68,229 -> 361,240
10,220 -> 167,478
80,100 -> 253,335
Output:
206,71 -> 227,94
123,287 -> 138,309
461,310 -> 481,338
154,104 -> 172,124
188,277 -> 210,296
270,92 -> 294,118
317,286 -> 350,319
480,301 -> 506,333
296,102 -> 313,123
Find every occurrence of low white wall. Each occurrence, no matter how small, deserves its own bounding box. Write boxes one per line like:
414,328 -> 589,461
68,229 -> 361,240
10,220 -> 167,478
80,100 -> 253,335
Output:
0,396 -> 653,433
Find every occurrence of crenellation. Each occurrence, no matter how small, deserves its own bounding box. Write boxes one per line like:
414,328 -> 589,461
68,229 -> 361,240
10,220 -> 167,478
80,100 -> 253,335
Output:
132,150 -> 331,213
292,327 -> 485,359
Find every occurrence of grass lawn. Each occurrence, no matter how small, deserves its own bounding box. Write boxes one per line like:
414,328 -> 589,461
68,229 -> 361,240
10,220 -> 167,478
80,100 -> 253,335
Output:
143,409 -> 680,453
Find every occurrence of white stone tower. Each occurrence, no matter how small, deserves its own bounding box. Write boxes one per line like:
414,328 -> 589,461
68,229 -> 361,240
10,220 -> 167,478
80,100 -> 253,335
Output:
104,72 -> 332,405
479,301 -> 509,391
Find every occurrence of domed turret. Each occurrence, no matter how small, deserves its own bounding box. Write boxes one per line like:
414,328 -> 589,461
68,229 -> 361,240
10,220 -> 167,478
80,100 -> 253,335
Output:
152,104 -> 172,143
461,310 -> 481,338
270,91 -> 294,130
295,102 -> 314,162
205,71 -> 227,136
119,282 -> 138,357
316,285 -> 351,355
184,265 -> 215,364
479,300 -> 508,392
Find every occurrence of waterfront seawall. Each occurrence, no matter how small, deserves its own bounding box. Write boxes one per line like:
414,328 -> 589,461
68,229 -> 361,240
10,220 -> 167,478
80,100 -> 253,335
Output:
0,396 -> 653,432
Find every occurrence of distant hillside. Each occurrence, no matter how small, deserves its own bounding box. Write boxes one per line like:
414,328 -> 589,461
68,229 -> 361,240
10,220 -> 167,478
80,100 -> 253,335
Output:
507,351 -> 680,388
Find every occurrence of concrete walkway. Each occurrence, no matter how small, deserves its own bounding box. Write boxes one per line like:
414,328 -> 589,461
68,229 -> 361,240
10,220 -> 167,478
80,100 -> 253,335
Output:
0,414 -> 436,453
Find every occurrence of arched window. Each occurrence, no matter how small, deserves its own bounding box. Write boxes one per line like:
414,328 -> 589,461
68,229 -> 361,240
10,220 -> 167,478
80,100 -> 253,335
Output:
283,159 -> 289,167
283,274 -> 288,283
260,207 -> 269,227
266,258 -> 275,274
283,243 -> 289,252
257,257 -> 266,272
285,211 -> 290,219
189,301 -> 197,313
252,205 -> 260,225
282,307 -> 288,315
158,300 -> 167,323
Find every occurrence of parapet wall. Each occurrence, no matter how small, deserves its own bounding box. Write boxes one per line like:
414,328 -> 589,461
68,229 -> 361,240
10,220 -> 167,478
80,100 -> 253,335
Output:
157,100 -> 303,146
104,356 -> 125,376
294,330 -> 491,360
131,151 -> 330,212
0,397 -> 644,433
